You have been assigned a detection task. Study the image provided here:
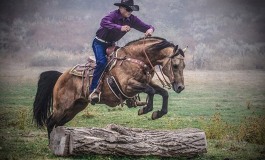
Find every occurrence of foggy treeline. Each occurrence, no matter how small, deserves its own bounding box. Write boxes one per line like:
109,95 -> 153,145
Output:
0,0 -> 264,70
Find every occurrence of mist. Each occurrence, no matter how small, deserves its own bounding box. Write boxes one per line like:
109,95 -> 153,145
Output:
0,0 -> 265,70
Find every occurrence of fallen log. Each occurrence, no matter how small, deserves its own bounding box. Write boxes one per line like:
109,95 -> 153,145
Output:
49,124 -> 207,157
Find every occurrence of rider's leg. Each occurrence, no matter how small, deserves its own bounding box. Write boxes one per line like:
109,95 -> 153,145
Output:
89,39 -> 108,104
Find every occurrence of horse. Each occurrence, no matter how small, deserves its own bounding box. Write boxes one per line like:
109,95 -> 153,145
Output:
33,36 -> 186,139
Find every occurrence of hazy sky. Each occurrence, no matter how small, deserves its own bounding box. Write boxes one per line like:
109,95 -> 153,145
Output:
1,0 -> 264,44
0,0 -> 264,69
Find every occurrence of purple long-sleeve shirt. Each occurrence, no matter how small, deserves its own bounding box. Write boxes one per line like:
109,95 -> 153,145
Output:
96,10 -> 154,43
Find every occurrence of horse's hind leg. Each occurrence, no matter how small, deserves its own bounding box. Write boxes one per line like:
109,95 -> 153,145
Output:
47,98 -> 88,140
55,98 -> 88,127
126,94 -> 147,108
46,114 -> 56,140
138,92 -> 154,115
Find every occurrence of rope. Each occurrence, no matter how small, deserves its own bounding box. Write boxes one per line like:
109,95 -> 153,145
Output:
158,65 -> 171,88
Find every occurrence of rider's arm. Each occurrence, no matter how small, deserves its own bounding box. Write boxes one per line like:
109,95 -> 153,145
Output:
130,15 -> 155,33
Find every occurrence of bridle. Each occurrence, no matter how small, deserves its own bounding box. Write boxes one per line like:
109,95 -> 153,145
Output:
142,37 -> 185,89
160,51 -> 184,86
117,37 -> 186,89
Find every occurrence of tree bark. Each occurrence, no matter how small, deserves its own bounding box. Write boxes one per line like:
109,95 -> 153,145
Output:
49,124 -> 207,157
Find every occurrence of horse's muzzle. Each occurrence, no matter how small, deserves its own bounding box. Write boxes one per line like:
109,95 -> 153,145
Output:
172,82 -> 185,93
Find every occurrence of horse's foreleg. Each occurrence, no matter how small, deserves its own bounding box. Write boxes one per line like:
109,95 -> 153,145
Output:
149,81 -> 169,120
127,79 -> 155,115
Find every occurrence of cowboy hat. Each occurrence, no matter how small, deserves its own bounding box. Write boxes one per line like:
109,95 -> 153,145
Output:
114,0 -> 139,11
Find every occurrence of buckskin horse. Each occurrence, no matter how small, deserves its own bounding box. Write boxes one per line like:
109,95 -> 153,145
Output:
33,36 -> 187,139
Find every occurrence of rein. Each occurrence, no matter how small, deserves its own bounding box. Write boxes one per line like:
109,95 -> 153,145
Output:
142,37 -> 172,89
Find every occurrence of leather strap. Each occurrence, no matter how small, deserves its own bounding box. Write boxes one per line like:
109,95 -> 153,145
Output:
107,76 -> 134,101
125,58 -> 149,70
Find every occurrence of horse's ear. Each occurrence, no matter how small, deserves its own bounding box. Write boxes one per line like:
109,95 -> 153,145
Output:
183,46 -> 188,53
181,46 -> 188,57
173,45 -> 178,53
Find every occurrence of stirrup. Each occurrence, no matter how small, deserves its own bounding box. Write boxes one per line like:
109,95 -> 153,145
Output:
89,89 -> 101,105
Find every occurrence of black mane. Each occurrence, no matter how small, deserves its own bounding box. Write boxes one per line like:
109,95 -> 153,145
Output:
125,37 -> 175,52
148,38 -> 175,52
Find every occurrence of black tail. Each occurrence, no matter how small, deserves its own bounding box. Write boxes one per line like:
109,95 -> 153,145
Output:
33,71 -> 62,127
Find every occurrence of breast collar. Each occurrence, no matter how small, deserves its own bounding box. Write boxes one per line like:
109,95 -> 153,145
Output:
117,47 -> 151,72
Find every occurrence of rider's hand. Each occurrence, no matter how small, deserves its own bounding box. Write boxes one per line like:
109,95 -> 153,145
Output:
145,28 -> 153,37
121,25 -> 131,32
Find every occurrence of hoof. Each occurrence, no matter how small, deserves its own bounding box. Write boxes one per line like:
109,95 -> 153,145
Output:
151,111 -> 164,120
138,108 -> 144,115
126,99 -> 137,108
138,106 -> 153,115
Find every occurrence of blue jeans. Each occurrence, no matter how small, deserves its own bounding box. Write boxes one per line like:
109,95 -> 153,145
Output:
89,38 -> 109,92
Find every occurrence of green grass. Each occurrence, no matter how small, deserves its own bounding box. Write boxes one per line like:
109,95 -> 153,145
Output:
0,70 -> 265,160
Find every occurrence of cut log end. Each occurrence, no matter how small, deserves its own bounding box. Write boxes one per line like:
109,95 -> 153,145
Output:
50,124 -> 207,157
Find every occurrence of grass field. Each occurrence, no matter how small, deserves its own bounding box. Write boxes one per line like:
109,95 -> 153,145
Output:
0,68 -> 265,160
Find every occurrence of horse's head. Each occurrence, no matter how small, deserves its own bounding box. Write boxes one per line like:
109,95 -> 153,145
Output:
124,37 -> 187,93
162,45 -> 187,93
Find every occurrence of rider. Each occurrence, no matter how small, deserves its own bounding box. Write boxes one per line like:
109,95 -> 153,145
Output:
89,0 -> 154,104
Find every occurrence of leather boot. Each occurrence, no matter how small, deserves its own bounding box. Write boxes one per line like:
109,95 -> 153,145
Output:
89,89 -> 100,105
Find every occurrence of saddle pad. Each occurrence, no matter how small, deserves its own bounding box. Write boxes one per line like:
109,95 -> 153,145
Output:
69,49 -> 119,78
